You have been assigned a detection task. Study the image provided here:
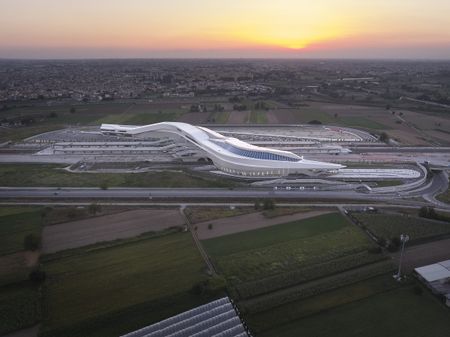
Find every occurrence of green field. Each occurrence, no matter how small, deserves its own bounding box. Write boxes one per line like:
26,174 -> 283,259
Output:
291,108 -> 335,124
289,104 -> 390,130
352,212 -> 450,242
202,213 -> 375,283
260,283 -> 450,337
436,183 -> 450,204
0,164 -> 236,188
249,111 -> 267,124
208,111 -> 230,124
97,111 -> 181,125
0,102 -> 186,142
247,274 -> 397,333
0,207 -> 43,256
0,283 -> 42,335
41,232 -> 209,337
338,116 -> 388,130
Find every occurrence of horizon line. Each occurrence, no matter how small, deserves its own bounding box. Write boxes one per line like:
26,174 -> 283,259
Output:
1,56 -> 450,62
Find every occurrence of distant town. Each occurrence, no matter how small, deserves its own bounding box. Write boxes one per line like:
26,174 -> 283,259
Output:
1,59 -> 449,107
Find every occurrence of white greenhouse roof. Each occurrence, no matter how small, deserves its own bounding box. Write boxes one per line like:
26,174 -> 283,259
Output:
415,259 -> 450,282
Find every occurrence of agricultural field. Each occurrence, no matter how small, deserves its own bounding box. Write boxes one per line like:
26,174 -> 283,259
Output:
0,283 -> 42,336
0,207 -> 43,256
199,212 -> 399,335
207,111 -> 230,124
195,210 -> 333,240
202,213 -> 379,283
40,232 -> 210,337
246,274 -> 397,334
296,101 -> 450,145
42,209 -> 185,254
248,111 -> 268,124
259,282 -> 450,337
0,101 -> 187,142
0,164 -> 237,188
184,206 -> 253,224
352,212 -> 450,242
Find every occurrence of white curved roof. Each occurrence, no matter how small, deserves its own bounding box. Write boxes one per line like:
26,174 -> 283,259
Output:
101,122 -> 344,170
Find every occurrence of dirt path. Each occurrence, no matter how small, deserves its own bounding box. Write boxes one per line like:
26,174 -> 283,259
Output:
391,237 -> 450,273
42,209 -> 185,254
1,325 -> 39,337
228,111 -> 247,124
196,210 -> 333,240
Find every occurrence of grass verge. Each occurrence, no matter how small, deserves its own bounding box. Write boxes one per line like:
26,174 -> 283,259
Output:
0,164 -> 237,188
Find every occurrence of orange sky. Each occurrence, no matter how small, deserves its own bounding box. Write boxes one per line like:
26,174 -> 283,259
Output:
1,0 -> 449,58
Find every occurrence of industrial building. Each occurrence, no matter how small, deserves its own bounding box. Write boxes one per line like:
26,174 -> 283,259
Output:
415,259 -> 450,307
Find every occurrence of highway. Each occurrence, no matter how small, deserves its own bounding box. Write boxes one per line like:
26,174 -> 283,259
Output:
0,170 -> 447,209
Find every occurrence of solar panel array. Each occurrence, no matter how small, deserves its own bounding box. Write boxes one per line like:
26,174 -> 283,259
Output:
121,297 -> 250,337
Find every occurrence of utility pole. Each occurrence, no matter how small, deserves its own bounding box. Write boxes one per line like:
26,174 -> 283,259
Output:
394,234 -> 409,281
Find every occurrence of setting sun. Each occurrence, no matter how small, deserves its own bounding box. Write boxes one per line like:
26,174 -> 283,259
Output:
0,0 -> 449,58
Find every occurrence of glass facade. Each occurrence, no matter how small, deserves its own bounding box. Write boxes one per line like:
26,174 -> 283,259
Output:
215,142 -> 299,162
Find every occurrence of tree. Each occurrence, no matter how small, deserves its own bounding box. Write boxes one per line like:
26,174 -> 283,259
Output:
189,104 -> 200,113
308,120 -> 322,125
190,276 -> 226,297
391,236 -> 401,248
88,202 -> 102,215
254,200 -> 261,210
29,268 -> 46,284
69,107 -> 76,114
100,181 -> 109,190
379,132 -> 390,143
263,199 -> 275,210
207,223 -> 213,230
24,234 -> 41,251
418,206 -> 437,219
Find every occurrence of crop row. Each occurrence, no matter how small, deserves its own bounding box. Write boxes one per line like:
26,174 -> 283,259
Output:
233,250 -> 386,300
352,213 -> 450,242
239,261 -> 394,314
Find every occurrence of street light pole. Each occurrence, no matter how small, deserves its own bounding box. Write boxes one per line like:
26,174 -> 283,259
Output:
394,233 -> 410,281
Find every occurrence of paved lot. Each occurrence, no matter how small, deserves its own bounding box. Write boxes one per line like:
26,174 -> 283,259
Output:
196,210 -> 332,239
42,209 -> 185,254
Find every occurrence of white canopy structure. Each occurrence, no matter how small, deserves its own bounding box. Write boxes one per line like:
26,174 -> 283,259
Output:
101,122 -> 344,177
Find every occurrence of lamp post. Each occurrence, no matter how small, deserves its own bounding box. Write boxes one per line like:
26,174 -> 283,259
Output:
394,234 -> 410,281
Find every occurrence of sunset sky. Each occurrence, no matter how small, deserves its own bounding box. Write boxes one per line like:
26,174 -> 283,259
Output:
1,0 -> 449,59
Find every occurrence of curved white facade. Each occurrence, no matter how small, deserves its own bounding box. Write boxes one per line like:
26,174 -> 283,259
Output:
101,122 -> 344,177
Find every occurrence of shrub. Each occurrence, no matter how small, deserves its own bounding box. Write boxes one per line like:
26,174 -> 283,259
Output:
379,132 -> 390,143
88,203 -> 102,215
207,223 -> 213,230
190,276 -> 227,297
263,199 -> 275,210
29,268 -> 46,284
23,234 -> 41,251
100,181 -> 109,190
